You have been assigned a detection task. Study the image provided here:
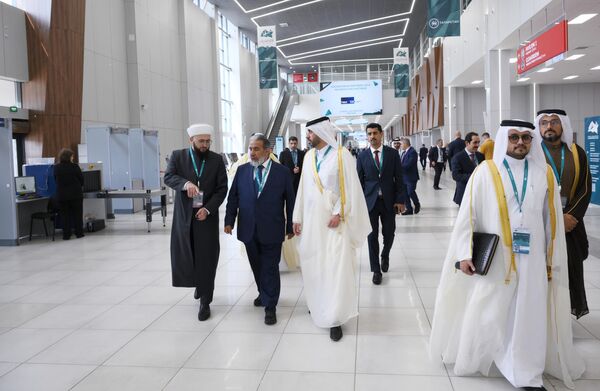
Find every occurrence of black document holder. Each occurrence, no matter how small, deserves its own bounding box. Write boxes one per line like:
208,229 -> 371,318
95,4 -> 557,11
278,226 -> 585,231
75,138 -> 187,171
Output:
455,232 -> 500,275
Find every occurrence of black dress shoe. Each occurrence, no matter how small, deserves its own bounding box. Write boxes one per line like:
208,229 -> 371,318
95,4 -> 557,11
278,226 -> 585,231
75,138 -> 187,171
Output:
523,387 -> 546,390
264,308 -> 277,325
62,236 -> 71,240
198,303 -> 210,321
75,234 -> 85,238
330,326 -> 343,341
254,296 -> 263,307
401,210 -> 413,215
194,288 -> 200,300
381,257 -> 389,273
414,204 -> 420,214
434,187 -> 442,190
372,272 -> 382,285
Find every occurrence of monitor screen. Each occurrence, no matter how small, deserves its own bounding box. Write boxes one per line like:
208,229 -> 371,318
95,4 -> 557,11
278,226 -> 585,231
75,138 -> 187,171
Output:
15,176 -> 36,195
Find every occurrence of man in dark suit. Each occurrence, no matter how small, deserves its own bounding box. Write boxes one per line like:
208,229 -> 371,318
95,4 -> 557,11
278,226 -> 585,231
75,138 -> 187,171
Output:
446,131 -> 466,170
419,144 -> 428,170
278,136 -> 305,193
357,123 -> 406,285
428,139 -> 447,190
399,138 -> 420,215
451,132 -> 484,206
164,124 -> 228,322
225,134 -> 295,325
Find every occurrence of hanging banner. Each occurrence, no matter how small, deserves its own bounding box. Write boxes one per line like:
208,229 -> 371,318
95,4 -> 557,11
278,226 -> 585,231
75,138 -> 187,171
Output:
517,19 -> 568,75
258,26 -> 278,89
307,72 -> 318,82
293,73 -> 304,83
585,116 -> 600,205
427,0 -> 460,37
393,47 -> 410,98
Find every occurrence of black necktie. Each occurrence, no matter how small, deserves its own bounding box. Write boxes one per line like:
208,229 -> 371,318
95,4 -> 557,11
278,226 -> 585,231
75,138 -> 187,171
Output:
257,165 -> 264,183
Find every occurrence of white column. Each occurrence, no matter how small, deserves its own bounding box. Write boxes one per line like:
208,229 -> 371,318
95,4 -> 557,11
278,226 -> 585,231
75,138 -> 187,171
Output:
485,49 -> 512,138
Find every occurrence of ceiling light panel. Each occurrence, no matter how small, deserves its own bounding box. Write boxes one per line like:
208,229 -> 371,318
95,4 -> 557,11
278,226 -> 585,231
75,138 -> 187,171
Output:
233,0 -> 295,13
563,75 -> 579,80
288,38 -> 403,63
565,54 -> 585,61
517,77 -> 530,82
591,65 -> 600,70
250,0 -> 326,27
286,34 -> 405,59
537,67 -> 554,73
568,13 -> 597,24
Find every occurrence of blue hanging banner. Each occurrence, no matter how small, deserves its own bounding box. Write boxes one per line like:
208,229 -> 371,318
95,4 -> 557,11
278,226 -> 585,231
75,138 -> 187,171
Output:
393,47 -> 410,98
258,26 -> 278,89
585,116 -> 600,205
427,0 -> 461,37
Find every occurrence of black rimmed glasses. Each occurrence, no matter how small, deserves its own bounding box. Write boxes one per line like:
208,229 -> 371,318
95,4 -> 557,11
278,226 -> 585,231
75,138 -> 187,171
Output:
508,134 -> 533,144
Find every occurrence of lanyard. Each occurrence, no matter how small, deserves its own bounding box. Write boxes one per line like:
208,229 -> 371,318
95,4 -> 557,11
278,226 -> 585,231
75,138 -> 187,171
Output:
503,158 -> 528,213
372,147 -> 384,172
542,143 -> 565,183
255,159 -> 272,194
315,146 -> 333,172
189,147 -> 206,185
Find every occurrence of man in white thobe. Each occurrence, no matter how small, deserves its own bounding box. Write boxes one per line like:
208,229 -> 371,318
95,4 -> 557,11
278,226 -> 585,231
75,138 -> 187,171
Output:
293,116 -> 370,341
429,120 -> 584,390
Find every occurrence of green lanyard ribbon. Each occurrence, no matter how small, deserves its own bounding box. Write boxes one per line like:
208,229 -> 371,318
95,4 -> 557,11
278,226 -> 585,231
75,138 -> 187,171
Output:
503,158 -> 529,213
189,147 -> 206,185
315,146 -> 333,173
255,159 -> 272,194
541,143 -> 565,183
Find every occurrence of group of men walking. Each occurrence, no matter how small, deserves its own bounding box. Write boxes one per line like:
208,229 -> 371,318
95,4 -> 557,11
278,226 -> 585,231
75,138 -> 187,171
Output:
164,109 -> 591,389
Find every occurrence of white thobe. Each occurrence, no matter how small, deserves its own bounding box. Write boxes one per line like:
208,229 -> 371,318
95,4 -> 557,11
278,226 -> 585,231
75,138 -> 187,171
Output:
429,158 -> 584,389
293,146 -> 370,328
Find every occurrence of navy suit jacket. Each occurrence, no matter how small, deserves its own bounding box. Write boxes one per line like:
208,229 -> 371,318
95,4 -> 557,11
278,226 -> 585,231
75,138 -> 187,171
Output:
224,161 -> 295,244
400,147 -> 420,184
357,145 -> 406,212
451,150 -> 485,205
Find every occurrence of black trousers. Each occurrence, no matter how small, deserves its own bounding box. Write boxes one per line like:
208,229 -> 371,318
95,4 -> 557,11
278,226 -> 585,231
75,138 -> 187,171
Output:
59,198 -> 83,238
433,164 -> 444,188
367,197 -> 396,273
190,218 -> 220,304
419,157 -> 427,170
404,181 -> 420,212
244,232 -> 282,309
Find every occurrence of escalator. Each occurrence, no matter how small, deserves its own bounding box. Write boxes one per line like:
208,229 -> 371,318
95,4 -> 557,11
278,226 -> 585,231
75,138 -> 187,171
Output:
265,86 -> 297,147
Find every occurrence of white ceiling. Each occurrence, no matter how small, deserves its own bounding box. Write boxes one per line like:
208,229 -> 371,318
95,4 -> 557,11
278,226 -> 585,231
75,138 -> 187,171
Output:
451,0 -> 600,88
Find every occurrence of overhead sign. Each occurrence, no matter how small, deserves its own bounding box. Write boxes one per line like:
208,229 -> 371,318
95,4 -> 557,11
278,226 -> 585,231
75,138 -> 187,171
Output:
307,72 -> 318,82
585,116 -> 600,205
320,80 -> 382,116
517,19 -> 568,75
393,47 -> 410,98
258,26 -> 278,89
427,0 -> 461,37
292,73 -> 304,83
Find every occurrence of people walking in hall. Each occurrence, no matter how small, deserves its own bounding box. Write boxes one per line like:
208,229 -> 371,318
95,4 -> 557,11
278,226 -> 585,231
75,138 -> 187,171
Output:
428,139 -> 447,190
419,143 -> 429,170
399,138 -> 420,215
392,137 -> 402,153
293,116 -> 370,341
356,123 -> 406,285
535,109 -> 592,319
279,136 -> 305,194
164,124 -> 228,321
224,134 -> 295,326
479,131 -> 495,160
54,148 -> 85,240
430,120 -> 584,390
446,131 -> 466,170
451,132 -> 484,206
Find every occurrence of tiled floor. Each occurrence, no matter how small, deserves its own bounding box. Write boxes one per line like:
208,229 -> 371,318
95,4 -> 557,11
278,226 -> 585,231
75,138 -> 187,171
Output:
0,169 -> 599,390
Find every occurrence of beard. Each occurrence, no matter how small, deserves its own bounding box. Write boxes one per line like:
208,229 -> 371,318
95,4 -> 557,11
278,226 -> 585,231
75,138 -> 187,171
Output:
249,156 -> 267,167
542,132 -> 561,143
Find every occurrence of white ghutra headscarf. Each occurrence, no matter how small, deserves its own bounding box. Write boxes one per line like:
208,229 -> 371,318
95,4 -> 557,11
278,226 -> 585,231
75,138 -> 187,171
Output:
493,119 -> 547,171
534,109 -> 573,146
305,116 -> 338,148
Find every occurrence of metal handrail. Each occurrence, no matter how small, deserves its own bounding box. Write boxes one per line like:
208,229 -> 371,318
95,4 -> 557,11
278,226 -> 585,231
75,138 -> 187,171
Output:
265,86 -> 288,140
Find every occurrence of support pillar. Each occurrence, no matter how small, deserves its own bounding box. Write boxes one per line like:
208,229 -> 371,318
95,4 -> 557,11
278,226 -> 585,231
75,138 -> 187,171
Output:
485,49 -> 512,138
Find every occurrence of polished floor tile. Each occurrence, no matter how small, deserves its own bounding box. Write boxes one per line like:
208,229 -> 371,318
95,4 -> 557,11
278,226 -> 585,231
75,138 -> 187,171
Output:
0,169 -> 598,390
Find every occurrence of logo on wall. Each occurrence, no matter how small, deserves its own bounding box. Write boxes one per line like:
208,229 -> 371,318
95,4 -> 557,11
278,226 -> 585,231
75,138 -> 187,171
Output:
589,120 -> 599,135
260,30 -> 273,38
428,18 -> 440,29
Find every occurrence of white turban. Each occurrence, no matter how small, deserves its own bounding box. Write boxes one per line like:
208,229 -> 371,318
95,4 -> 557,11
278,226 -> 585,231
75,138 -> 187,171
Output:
187,123 -> 214,138
493,119 -> 547,171
306,116 -> 338,148
534,109 -> 573,146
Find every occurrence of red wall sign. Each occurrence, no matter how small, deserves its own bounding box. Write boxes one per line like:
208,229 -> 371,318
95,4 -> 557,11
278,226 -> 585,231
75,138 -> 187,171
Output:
517,19 -> 568,75
307,72 -> 318,82
293,73 -> 304,83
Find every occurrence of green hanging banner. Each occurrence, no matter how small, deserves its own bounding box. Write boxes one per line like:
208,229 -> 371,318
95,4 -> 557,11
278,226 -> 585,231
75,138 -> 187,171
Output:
258,26 -> 278,89
393,47 -> 410,98
427,0 -> 461,37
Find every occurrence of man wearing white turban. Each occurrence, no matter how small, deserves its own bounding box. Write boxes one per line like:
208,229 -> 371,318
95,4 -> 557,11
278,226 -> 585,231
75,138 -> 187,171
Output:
429,120 -> 584,390
535,109 -> 592,319
164,124 -> 228,321
292,116 -> 370,341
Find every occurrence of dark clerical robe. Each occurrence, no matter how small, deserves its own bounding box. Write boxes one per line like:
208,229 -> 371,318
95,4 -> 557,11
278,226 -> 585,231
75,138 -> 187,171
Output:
164,148 -> 228,303
544,142 -> 592,318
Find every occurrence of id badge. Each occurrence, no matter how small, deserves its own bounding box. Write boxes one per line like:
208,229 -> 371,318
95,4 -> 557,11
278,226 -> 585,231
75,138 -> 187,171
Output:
192,191 -> 204,208
561,196 -> 568,209
512,228 -> 531,255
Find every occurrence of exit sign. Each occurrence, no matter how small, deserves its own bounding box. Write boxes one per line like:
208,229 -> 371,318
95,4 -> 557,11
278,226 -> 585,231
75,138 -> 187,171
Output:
9,106 -> 17,112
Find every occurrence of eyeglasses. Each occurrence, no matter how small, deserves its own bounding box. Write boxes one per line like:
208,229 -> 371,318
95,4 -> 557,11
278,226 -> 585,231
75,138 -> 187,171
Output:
540,119 -> 561,127
508,134 -> 532,144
